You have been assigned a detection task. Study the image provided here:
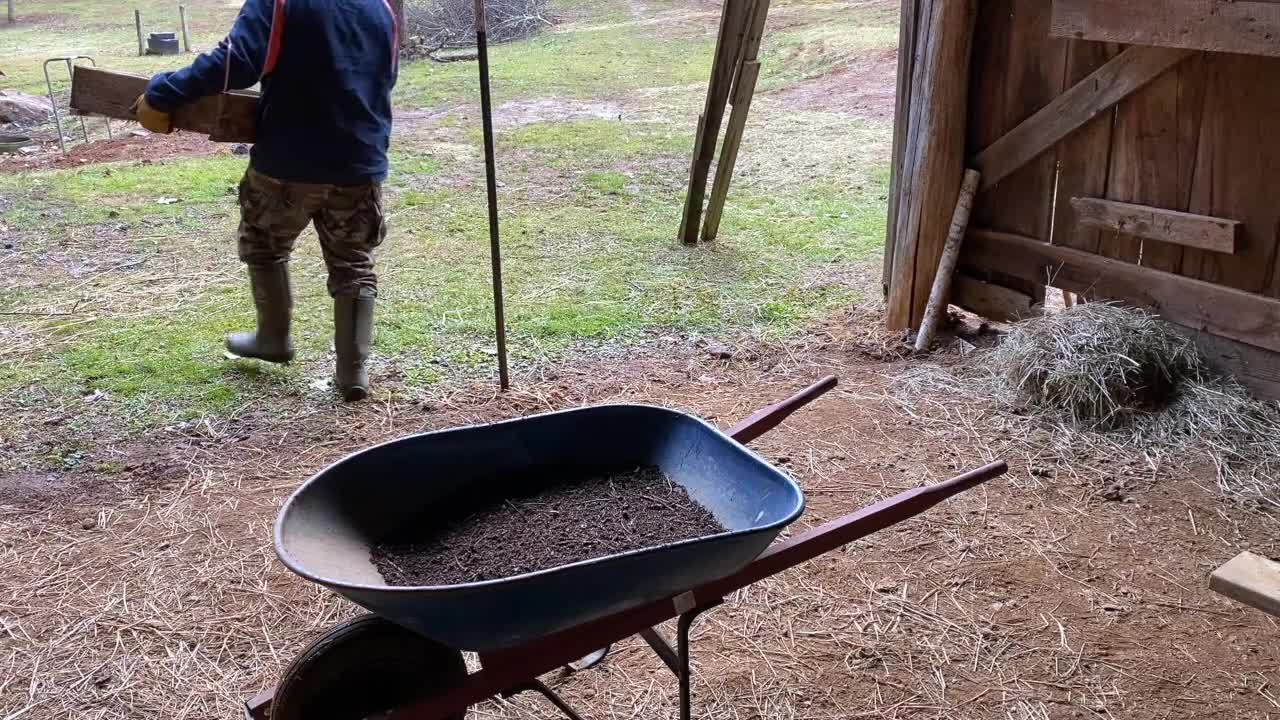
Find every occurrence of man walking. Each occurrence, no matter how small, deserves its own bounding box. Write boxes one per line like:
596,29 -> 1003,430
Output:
134,0 -> 399,401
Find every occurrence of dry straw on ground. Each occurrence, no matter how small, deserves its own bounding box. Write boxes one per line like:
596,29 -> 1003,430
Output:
904,303 -> 1280,513
990,303 -> 1203,430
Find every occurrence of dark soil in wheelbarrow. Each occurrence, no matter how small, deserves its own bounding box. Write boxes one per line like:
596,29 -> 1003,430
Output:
371,465 -> 726,586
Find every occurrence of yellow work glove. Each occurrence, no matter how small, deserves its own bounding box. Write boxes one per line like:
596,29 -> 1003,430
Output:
131,94 -> 173,134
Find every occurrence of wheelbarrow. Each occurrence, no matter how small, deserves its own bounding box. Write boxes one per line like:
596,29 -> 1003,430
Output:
247,376 -> 1007,720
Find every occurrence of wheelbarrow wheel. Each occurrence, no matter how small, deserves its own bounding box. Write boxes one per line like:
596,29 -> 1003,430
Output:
271,613 -> 467,720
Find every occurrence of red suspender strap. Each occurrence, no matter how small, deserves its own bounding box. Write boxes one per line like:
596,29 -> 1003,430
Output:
262,0 -> 287,77
379,0 -> 399,70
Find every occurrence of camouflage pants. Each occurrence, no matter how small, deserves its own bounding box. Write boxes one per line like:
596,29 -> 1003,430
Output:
237,168 -> 387,298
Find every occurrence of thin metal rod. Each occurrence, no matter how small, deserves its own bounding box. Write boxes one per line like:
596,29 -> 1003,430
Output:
473,0 -> 510,390
43,59 -> 68,155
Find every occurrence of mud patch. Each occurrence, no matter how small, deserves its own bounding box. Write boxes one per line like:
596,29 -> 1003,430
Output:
494,98 -> 621,128
773,48 -> 898,120
0,130 -> 228,172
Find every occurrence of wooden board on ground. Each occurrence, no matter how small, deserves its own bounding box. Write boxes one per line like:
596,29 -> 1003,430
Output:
1210,551 -> 1280,618
69,65 -> 258,143
1050,0 -> 1280,59
951,273 -> 1036,322
960,228 -> 1280,355
1071,198 -> 1239,254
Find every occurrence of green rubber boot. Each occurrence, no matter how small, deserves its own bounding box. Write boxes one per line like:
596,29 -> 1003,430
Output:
334,296 -> 374,402
225,264 -> 295,363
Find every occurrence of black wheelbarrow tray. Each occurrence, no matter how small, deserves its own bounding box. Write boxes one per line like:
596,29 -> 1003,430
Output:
248,376 -> 1007,720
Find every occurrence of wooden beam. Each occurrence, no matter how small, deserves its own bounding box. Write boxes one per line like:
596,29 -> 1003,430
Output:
1211,551 -> 1280,617
951,273 -> 1037,322
1071,197 -> 1239,254
1051,0 -> 1280,59
70,66 -> 257,143
884,0 -> 921,296
885,0 -> 977,330
679,0 -> 753,244
971,45 -> 1194,192
961,228 -> 1280,354
915,168 -> 981,351
701,60 -> 760,242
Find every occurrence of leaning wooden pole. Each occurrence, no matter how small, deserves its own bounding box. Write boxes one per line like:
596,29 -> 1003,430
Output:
678,0 -> 752,244
179,5 -> 191,52
883,0 -> 920,296
885,0 -> 977,329
913,168 -> 979,352
701,0 -> 772,242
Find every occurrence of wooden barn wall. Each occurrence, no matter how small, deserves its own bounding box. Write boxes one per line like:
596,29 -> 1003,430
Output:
955,0 -> 1280,397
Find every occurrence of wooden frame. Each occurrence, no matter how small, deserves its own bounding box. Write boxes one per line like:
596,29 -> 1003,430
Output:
1051,0 -> 1280,59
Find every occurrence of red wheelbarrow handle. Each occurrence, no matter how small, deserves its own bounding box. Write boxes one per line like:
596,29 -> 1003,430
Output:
726,375 -> 838,445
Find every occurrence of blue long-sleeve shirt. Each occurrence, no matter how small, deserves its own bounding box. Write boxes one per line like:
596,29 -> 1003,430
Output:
146,0 -> 398,185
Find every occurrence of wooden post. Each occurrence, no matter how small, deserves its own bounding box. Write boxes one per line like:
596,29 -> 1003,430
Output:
701,60 -> 761,242
885,0 -> 978,329
679,0 -> 753,244
7,0 -> 14,24
179,5 -> 191,52
135,9 -> 145,56
700,0 -> 772,242
914,169 -> 980,352
884,0 -> 921,296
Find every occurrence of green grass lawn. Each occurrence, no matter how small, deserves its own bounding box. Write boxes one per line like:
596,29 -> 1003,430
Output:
0,0 -> 898,425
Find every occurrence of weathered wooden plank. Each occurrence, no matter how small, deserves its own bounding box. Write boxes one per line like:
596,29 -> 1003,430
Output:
1051,0 -> 1280,59
951,273 -> 1037,323
1182,54 -> 1280,295
971,45 -> 1194,192
1171,324 -> 1280,400
883,0 -> 920,296
885,0 -> 977,329
1210,551 -> 1280,618
1050,39 -> 1121,254
1072,198 -> 1239,254
961,228 -> 1280,354
1098,55 -> 1207,270
700,60 -> 760,242
679,0 -> 753,244
966,0 -> 1062,306
70,65 -> 257,143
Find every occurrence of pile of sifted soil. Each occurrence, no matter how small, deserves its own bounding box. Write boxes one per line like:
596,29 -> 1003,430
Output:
371,464 -> 726,586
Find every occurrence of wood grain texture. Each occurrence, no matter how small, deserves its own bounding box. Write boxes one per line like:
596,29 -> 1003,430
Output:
1051,0 -> 1280,58
1171,324 -> 1280,400
701,61 -> 760,242
886,0 -> 936,328
965,0 -> 1061,307
971,45 -> 1193,192
884,0 -> 920,295
70,66 -> 257,142
1098,55 -> 1207,270
951,273 -> 1037,322
679,0 -> 752,243
915,169 -> 981,351
1050,39 -> 1121,255
886,0 -> 977,328
961,228 -> 1280,354
1182,53 -> 1280,294
1072,197 -> 1239,253
1210,551 -> 1280,618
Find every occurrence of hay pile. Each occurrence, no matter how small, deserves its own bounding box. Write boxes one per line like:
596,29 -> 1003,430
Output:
992,303 -> 1203,429
989,303 -> 1280,512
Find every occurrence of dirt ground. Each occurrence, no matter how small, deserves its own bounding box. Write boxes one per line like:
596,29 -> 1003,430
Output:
0,130 -> 227,172
3,309 -> 1279,719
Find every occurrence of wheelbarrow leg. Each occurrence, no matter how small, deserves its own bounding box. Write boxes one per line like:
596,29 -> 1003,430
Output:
505,680 -> 588,720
